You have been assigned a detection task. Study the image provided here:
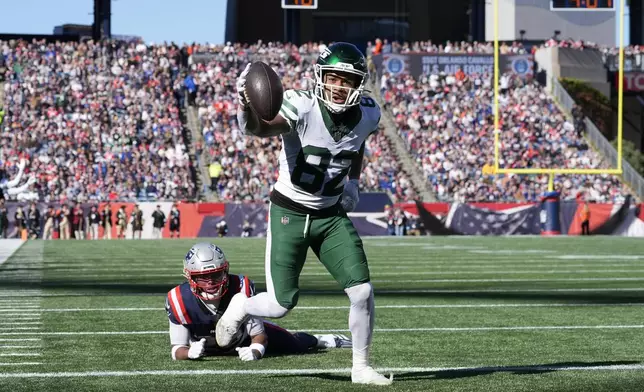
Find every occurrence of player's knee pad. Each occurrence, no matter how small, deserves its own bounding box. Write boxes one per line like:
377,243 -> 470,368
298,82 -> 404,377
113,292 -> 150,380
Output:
345,282 -> 373,308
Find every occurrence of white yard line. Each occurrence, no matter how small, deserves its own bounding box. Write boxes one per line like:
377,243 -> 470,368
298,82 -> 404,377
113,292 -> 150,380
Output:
0,346 -> 41,349
36,270 -> 644,278
2,324 -> 644,336
3,287 -> 644,298
1,363 -> 644,378
368,277 -> 644,283
0,362 -> 42,366
0,353 -> 41,356
31,302 -> 644,313
0,339 -> 41,342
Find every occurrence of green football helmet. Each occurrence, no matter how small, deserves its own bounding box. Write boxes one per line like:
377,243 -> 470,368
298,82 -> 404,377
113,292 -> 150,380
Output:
314,42 -> 368,114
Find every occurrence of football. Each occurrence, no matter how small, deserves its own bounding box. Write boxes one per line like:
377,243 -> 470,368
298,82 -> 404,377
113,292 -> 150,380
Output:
245,61 -> 284,122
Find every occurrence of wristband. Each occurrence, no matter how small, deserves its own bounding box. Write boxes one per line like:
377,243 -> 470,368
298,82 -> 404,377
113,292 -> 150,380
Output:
249,343 -> 266,358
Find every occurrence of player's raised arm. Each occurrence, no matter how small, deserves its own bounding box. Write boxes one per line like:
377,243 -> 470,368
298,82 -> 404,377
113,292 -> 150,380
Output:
236,63 -> 290,137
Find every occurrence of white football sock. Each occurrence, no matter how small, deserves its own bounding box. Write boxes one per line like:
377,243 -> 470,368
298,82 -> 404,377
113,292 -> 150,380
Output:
243,292 -> 290,319
345,282 -> 374,371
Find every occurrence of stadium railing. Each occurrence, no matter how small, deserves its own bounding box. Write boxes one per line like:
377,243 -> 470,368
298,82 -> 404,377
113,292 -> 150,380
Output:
552,77 -> 644,200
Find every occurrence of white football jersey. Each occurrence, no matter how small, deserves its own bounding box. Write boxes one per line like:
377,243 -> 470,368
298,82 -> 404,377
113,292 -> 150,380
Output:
274,89 -> 381,209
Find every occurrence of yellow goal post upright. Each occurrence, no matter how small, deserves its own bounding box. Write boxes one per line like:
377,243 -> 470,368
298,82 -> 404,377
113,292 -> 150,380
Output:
490,0 -> 625,192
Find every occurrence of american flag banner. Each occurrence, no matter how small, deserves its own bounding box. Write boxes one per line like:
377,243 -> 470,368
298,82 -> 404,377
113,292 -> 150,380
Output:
445,203 -> 542,236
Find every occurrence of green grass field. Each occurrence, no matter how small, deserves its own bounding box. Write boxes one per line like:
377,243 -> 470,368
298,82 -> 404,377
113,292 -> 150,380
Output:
1,236 -> 644,392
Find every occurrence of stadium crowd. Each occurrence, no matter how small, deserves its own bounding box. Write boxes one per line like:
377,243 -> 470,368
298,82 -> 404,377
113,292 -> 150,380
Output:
0,38 -> 636,206
381,69 -> 629,202
1,39 -> 195,203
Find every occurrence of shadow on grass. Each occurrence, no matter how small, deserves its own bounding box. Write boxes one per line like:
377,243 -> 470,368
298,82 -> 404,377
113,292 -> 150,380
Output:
0,278 -> 643,303
273,360 -> 642,383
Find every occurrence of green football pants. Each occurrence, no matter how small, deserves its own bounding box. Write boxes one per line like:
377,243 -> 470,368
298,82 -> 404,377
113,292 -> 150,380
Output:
265,202 -> 370,309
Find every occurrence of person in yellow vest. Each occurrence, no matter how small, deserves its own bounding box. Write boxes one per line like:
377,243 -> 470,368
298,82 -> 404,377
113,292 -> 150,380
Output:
0,106 -> 5,126
209,161 -> 222,192
580,201 -> 591,235
482,162 -> 495,176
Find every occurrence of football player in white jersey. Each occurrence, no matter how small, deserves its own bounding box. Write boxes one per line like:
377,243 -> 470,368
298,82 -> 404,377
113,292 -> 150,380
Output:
217,43 -> 392,385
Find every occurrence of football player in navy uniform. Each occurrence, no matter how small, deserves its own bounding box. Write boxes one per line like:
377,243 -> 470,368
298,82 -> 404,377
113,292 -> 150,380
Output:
166,242 -> 351,361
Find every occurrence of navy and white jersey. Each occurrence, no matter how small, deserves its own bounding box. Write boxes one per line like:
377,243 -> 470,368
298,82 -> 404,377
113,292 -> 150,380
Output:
165,274 -> 259,354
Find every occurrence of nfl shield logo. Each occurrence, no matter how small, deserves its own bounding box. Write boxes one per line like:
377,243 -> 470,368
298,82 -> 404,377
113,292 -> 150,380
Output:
281,216 -> 290,225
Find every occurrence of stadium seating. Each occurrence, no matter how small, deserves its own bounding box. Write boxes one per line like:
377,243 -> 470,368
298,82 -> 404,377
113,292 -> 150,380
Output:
382,69 -> 631,202
1,40 -> 195,202
1,38 -> 634,204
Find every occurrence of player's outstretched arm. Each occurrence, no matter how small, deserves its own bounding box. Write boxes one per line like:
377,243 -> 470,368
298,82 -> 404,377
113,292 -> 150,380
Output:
237,105 -> 290,138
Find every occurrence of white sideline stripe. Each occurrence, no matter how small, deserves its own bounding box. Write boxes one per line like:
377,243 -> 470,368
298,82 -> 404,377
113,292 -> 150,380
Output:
0,240 -> 25,268
33,302 -> 644,313
0,362 -> 42,366
0,353 -> 41,356
3,325 -> 644,336
0,322 -> 41,326
0,327 -> 41,331
0,314 -> 42,317
1,364 -> 644,378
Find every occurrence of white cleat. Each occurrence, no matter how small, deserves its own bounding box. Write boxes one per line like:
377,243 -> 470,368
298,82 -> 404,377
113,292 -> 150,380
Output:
351,366 -> 394,385
215,292 -> 248,348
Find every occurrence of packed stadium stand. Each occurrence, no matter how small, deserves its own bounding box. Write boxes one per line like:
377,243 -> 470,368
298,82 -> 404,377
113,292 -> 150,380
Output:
1,40 -> 196,203
382,71 -> 629,202
0,38 -> 637,204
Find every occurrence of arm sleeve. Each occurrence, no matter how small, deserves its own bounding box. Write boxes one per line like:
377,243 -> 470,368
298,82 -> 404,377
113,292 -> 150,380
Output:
169,320 -> 191,346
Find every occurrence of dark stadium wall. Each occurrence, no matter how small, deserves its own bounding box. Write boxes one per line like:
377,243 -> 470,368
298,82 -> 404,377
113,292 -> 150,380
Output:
228,0 -> 284,43
226,0 -> 470,45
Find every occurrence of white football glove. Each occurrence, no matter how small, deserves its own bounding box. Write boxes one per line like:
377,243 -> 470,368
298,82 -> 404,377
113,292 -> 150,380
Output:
188,338 -> 206,359
340,179 -> 360,212
235,343 -> 265,362
236,63 -> 252,108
